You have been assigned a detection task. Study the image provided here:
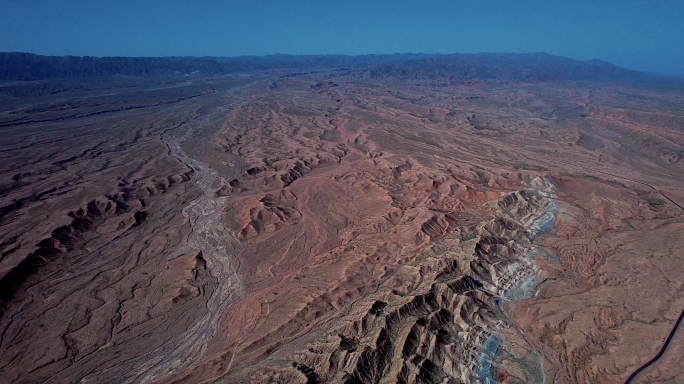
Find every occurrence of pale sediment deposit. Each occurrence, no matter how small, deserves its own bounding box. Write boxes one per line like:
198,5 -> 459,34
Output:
124,115 -> 246,382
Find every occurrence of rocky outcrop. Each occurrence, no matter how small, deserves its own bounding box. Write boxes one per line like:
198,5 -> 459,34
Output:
255,185 -> 556,384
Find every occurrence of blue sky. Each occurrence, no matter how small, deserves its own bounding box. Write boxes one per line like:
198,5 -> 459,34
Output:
1,0 -> 682,75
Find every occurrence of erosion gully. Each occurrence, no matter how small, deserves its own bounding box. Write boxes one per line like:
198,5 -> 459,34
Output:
131,82 -> 253,384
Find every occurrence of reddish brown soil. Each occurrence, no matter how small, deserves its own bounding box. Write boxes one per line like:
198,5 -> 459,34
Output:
0,75 -> 682,384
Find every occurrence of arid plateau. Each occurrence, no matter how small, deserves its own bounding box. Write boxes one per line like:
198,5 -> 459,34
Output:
1,53 -> 683,384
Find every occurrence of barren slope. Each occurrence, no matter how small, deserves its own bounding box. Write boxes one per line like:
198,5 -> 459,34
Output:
1,73 -> 683,384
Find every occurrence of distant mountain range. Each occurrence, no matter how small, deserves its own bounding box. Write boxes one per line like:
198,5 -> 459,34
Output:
0,51 -> 664,83
0,52 -> 431,80
361,53 -> 644,82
